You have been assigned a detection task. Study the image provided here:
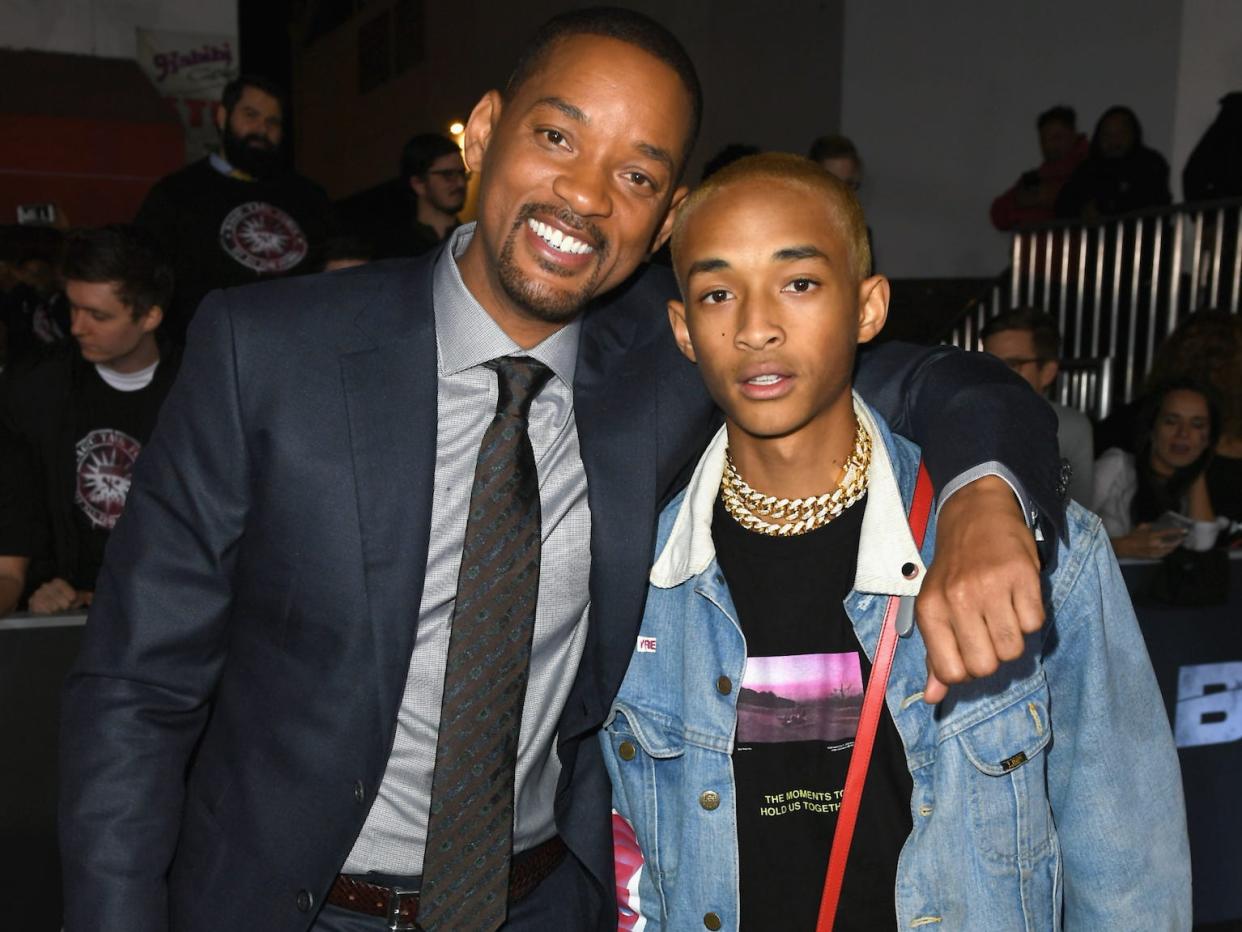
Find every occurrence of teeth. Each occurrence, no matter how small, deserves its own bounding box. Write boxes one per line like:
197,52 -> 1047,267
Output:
748,374 -> 781,385
527,218 -> 594,255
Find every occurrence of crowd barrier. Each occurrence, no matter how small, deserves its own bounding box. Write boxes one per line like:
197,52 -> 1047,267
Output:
2,557 -> 1240,928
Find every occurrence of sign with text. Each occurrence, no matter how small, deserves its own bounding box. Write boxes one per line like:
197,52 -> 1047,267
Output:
136,29 -> 239,163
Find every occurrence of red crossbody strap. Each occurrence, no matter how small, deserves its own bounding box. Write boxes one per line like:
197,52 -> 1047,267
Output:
815,462 -> 934,932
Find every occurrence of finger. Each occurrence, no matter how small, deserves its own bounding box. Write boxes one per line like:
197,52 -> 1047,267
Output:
984,603 -> 1026,664
922,667 -> 949,704
1011,567 -> 1046,635
914,598 -> 968,687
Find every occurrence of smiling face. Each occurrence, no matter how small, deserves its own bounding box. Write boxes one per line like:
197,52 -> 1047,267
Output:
456,34 -> 692,346
1149,388 -> 1212,475
668,176 -> 887,451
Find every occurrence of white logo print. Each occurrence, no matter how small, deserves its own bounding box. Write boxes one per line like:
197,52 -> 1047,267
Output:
219,201 -> 308,273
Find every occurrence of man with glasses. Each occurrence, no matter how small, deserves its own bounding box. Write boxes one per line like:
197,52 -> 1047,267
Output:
395,133 -> 470,257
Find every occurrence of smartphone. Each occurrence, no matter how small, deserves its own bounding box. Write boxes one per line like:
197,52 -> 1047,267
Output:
1149,511 -> 1192,535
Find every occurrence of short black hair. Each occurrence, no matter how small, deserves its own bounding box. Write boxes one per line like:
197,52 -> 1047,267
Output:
807,134 -> 861,166
60,225 -> 174,320
505,7 -> 702,165
221,74 -> 288,118
400,133 -> 462,183
1037,105 -> 1076,131
981,307 -> 1062,361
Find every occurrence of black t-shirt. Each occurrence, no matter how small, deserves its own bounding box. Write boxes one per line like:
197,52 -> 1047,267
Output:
134,158 -> 331,343
71,367 -> 166,589
712,493 -> 913,931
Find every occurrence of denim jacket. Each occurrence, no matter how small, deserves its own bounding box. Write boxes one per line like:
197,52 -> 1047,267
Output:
602,397 -> 1190,931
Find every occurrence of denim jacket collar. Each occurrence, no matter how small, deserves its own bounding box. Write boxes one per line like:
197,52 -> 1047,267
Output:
649,394 -> 926,597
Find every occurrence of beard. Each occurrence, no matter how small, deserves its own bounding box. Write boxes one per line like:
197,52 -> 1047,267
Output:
221,125 -> 282,179
495,204 -> 609,324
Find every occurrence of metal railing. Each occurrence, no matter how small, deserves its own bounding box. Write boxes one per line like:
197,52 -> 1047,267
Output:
948,198 -> 1242,415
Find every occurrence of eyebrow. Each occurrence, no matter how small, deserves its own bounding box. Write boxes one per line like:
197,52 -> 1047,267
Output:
534,96 -> 588,124
685,245 -> 831,278
772,244 -> 830,262
687,257 -> 730,277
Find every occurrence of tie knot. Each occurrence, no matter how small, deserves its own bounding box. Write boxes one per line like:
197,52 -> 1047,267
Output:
489,355 -> 553,419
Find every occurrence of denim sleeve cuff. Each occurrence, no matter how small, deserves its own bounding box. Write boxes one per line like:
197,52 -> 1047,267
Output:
938,461 -> 1043,541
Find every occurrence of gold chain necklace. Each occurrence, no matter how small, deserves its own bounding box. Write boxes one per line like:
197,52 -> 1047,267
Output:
720,421 -> 871,536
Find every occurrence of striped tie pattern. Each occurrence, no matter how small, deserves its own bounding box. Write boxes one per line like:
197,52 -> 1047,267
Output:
419,356 -> 553,931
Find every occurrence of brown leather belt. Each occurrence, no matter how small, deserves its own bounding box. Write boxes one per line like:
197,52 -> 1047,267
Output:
327,835 -> 568,930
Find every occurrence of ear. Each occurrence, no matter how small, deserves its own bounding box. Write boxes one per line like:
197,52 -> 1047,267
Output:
139,305 -> 163,334
462,90 -> 502,175
408,175 -> 427,199
855,274 -> 890,345
1036,359 -> 1059,392
215,103 -> 227,134
667,299 -> 697,363
650,185 -> 690,255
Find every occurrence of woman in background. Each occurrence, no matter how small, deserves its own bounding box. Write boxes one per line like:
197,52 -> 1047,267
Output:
1094,379 -> 1221,558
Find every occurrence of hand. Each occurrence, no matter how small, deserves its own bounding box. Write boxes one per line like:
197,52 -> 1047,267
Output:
915,476 -> 1044,703
1112,523 -> 1185,561
29,578 -> 90,614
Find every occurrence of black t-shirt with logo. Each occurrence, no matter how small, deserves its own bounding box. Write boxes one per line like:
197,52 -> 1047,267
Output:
135,158 -> 331,343
72,367 -> 167,589
712,494 -> 913,931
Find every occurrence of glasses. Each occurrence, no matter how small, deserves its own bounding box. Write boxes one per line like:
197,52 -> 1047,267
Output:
426,168 -> 471,182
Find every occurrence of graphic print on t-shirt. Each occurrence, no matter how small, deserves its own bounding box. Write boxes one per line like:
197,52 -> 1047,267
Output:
219,201 -> 308,273
74,427 -> 142,529
738,652 -> 863,745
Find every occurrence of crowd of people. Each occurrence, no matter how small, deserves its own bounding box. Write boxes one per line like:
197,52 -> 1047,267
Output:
0,7 -> 1231,929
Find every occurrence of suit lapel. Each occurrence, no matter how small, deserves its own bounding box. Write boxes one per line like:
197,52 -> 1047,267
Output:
339,259 -> 439,731
566,304 -> 659,736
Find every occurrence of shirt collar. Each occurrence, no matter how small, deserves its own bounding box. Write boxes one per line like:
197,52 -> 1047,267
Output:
208,152 -> 254,181
432,222 -> 580,387
649,394 -> 926,596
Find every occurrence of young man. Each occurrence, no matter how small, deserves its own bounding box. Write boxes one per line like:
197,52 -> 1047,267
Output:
981,307 -> 1094,507
62,11 -> 1066,932
603,154 -> 1190,930
396,132 -> 469,255
2,225 -> 178,614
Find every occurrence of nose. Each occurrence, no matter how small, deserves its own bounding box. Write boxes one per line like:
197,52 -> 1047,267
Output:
735,296 -> 783,352
551,161 -> 613,218
70,309 -> 89,337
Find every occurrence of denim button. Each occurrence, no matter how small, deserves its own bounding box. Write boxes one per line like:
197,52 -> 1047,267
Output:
699,790 -> 720,811
619,741 -> 636,761
716,676 -> 732,695
704,912 -> 722,930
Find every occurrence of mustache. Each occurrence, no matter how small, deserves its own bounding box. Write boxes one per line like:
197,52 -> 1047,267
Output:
241,133 -> 275,150
515,203 -> 607,255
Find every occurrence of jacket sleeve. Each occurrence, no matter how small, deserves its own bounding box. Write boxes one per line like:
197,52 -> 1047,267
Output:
854,341 -> 1065,544
1042,515 -> 1191,929
59,290 -> 250,932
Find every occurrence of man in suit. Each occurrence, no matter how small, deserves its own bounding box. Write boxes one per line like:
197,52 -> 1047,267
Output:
60,9 -> 1060,932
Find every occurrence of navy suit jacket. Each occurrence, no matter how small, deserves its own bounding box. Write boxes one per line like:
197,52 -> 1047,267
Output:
58,253 -> 1061,932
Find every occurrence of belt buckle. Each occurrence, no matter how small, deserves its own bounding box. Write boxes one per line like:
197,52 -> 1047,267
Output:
386,886 -> 420,932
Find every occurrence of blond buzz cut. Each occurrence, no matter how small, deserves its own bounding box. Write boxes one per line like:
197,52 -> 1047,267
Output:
669,152 -> 872,285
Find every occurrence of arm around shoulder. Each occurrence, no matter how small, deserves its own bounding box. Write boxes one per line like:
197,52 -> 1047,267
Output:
59,290 -> 252,932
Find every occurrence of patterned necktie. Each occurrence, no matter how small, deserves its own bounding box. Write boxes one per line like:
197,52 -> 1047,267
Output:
419,355 -> 554,931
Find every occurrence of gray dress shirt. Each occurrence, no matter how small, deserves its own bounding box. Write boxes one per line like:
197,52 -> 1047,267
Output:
343,224 -> 591,874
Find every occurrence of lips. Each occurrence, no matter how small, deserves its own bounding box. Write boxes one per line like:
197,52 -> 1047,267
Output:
737,363 -> 794,400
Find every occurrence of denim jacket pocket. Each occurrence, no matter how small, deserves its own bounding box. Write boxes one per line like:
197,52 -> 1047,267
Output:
953,683 -> 1057,864
606,703 -> 687,760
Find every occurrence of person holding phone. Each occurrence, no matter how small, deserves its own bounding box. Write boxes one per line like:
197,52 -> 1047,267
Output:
1094,378 -> 1221,558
